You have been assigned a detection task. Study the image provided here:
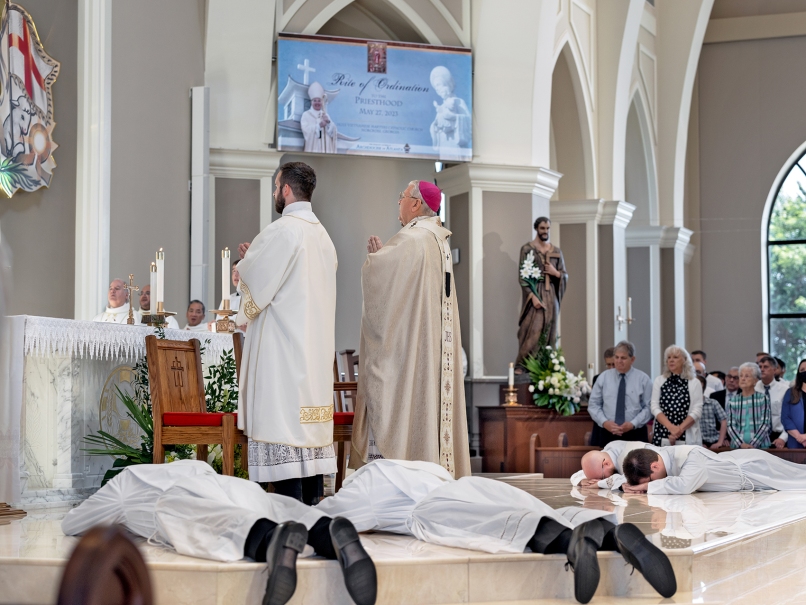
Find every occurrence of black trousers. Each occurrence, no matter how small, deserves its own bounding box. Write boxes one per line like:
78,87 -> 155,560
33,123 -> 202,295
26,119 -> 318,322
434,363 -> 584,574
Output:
272,474 -> 324,505
590,422 -> 649,448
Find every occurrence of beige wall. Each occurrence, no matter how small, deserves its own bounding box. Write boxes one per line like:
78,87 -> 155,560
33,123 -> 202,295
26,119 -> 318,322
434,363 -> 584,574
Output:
481,191 -> 531,375
697,35 -> 806,371
627,247 -> 652,375
0,0 -> 78,317
109,0 -> 205,316
558,223 -> 587,374
214,178 -> 260,307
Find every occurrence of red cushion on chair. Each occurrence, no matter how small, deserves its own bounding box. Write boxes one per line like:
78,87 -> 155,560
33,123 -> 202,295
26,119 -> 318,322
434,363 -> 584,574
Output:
163,412 -> 238,427
334,412 -> 354,425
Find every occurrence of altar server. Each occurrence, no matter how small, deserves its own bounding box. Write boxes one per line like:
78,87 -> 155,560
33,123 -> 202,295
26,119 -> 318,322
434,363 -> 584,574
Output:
236,162 -> 337,501
352,180 -> 470,478
622,445 -> 806,495
571,441 -> 660,490
61,460 -> 376,605
93,279 -> 141,324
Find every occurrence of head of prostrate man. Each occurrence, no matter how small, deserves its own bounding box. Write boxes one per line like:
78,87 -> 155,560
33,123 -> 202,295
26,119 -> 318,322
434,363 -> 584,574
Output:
623,449 -> 668,485
580,450 -> 616,481
274,161 -> 316,215
397,180 -> 441,226
186,300 -> 206,327
107,279 -> 128,309
139,285 -> 151,312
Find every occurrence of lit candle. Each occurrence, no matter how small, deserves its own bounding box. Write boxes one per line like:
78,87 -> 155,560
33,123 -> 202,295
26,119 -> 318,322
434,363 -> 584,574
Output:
588,363 -> 594,385
222,248 -> 230,304
627,296 -> 632,321
149,262 -> 157,312
156,248 -> 165,306
508,362 -> 514,388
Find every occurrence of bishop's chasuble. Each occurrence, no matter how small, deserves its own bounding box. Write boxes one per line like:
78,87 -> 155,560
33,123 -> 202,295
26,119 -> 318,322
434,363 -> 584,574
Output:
352,216 -> 471,478
235,201 -> 338,482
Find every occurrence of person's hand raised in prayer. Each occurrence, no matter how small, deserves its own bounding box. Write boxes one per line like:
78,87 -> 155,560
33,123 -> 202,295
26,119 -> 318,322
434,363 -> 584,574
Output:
772,438 -> 786,449
603,420 -> 623,436
622,482 -> 649,494
529,292 -> 542,309
367,236 -> 383,254
238,242 -> 251,259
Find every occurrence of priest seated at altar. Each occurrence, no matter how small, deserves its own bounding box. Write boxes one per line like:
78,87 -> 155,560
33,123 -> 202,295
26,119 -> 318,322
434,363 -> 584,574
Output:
92,279 -> 141,324
183,299 -> 209,332
138,285 -> 179,329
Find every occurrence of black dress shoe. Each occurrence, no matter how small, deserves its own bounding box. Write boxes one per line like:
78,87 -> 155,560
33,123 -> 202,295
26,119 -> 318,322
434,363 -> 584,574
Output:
566,522 -> 603,604
263,522 -> 308,605
613,523 -> 677,598
329,517 -> 377,605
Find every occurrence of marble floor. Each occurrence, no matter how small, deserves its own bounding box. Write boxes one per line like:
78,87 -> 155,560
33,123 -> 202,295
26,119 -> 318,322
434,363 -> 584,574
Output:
3,476 -> 806,604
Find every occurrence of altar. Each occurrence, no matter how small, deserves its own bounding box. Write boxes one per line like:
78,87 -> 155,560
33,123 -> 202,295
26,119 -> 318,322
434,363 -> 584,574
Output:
0,316 -> 235,507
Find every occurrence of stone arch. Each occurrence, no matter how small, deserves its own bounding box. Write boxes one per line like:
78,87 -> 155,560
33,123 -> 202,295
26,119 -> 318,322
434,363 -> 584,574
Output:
625,90 -> 658,225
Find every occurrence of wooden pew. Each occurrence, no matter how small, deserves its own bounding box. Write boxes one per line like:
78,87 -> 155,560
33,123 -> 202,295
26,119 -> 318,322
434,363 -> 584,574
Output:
529,433 -> 599,477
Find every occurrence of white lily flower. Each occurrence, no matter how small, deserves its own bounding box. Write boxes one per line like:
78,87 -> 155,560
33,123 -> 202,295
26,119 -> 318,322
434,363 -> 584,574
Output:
528,385 -> 535,392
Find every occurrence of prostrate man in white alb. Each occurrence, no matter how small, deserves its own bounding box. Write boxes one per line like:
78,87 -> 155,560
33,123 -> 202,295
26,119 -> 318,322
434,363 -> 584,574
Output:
138,285 -> 179,329
316,459 -> 675,604
61,461 -> 376,605
587,341 -> 653,447
571,441 -> 660,491
690,350 -> 724,394
352,180 -> 470,478
622,445 -> 806,495
756,355 -> 789,448
236,162 -> 337,504
183,300 -> 209,332
93,278 -> 141,324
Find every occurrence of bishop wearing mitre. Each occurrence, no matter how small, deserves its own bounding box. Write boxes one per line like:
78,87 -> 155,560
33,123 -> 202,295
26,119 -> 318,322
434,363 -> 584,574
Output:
235,162 -> 338,504
300,82 -> 338,154
93,279 -> 141,324
352,181 -> 470,478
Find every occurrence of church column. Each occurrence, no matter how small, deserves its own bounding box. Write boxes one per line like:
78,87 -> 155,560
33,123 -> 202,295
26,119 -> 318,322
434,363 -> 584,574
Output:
74,0 -> 113,320
660,227 -> 693,349
626,226 -> 664,378
598,201 -> 635,353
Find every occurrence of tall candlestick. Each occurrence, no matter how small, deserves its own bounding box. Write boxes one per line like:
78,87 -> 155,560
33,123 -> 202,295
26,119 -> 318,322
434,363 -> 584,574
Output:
149,262 -> 157,310
156,248 -> 165,305
508,362 -> 514,388
222,248 -> 230,303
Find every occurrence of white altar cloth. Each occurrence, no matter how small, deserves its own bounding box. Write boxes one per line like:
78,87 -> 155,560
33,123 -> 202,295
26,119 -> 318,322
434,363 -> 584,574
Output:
0,316 -> 235,506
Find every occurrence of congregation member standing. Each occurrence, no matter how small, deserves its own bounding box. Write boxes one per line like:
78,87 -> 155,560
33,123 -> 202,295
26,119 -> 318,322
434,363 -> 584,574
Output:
711,366 -> 740,407
591,347 -> 616,387
236,162 -> 337,504
781,359 -> 806,449
695,375 -> 728,450
587,341 -> 653,447
651,346 -> 703,447
755,355 -> 788,448
690,350 -> 724,394
352,180 -> 470,478
726,362 -> 771,449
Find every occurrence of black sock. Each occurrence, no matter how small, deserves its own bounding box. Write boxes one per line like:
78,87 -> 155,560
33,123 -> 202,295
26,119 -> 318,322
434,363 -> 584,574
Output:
598,519 -> 618,551
307,516 -> 337,559
528,518 -> 571,554
243,518 -> 278,562
272,478 -> 303,501
301,475 -> 324,506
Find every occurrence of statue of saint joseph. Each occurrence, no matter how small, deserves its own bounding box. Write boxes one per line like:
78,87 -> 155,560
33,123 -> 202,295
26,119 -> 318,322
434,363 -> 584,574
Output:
516,217 -> 568,368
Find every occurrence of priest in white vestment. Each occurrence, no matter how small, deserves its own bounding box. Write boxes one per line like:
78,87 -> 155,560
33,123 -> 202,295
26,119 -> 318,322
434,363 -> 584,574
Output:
300,82 -> 338,153
352,180 -> 470,478
137,285 -> 179,329
183,300 -> 209,332
92,278 -> 141,324
622,445 -> 806,494
236,161 -> 338,503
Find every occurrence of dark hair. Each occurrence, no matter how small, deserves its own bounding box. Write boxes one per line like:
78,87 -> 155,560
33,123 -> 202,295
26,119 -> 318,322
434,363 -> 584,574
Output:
759,355 -> 778,369
232,259 -> 240,267
533,216 -> 550,230
790,358 -> 806,404
691,350 -> 706,360
711,370 -> 726,381
622,449 -> 659,485
603,347 -> 616,360
775,357 -> 786,370
188,299 -> 206,314
278,161 -> 316,201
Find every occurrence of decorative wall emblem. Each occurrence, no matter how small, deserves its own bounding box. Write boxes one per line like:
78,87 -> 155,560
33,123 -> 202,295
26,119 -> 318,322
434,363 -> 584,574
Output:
99,365 -> 144,449
0,3 -> 60,197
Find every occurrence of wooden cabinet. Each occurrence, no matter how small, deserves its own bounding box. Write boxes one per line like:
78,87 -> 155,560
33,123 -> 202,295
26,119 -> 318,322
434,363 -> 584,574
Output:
478,405 -> 593,473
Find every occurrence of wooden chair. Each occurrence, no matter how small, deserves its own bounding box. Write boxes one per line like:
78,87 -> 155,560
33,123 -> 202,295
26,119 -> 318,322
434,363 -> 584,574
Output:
146,335 -> 247,475
57,524 -> 153,605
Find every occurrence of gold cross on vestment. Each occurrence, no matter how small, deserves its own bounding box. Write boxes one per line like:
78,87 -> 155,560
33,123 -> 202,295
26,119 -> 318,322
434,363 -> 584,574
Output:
122,274 -> 140,325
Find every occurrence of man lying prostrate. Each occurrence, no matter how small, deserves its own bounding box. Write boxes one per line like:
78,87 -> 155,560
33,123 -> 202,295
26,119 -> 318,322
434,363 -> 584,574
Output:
571,441 -> 660,490
61,460 -> 376,605
317,459 -> 676,604
622,445 -> 806,495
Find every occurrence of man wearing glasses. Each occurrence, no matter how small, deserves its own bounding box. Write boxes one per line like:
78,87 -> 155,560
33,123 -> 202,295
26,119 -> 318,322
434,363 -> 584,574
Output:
711,366 -> 740,408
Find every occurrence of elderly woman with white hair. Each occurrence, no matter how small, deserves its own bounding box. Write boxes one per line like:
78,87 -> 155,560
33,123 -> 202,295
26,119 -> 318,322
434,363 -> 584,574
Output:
726,362 -> 771,449
650,346 -> 703,446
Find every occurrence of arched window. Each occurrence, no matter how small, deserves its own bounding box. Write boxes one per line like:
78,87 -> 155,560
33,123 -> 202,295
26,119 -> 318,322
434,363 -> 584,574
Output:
767,156 -> 806,379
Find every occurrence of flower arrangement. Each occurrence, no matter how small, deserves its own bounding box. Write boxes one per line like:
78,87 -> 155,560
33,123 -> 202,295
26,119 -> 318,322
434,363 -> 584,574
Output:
519,250 -> 544,304
522,331 -> 590,416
